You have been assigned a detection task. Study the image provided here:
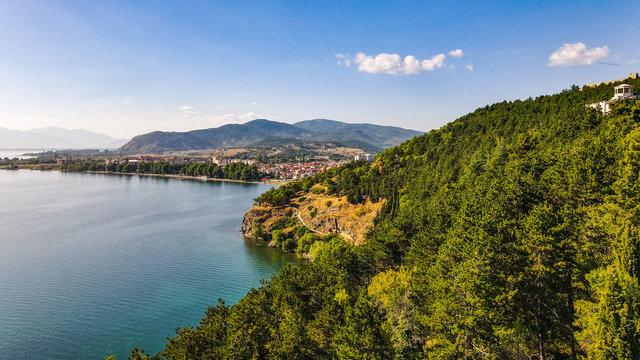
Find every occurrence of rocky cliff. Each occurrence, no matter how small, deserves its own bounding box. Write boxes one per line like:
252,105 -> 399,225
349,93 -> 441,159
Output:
241,206 -> 296,236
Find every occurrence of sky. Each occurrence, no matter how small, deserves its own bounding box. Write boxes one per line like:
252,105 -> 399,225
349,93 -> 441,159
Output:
0,0 -> 638,139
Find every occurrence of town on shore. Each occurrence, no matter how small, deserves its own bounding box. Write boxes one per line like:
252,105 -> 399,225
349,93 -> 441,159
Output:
1,151 -> 376,182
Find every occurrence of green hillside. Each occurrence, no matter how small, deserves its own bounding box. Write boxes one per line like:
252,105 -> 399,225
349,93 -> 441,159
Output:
118,119 -> 311,154
124,77 -> 640,360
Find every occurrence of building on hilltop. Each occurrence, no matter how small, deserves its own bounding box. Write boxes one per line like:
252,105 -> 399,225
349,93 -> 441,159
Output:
586,83 -> 637,115
612,84 -> 635,100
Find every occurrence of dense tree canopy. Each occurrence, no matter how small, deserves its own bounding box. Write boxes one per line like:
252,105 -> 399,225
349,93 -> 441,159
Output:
117,79 -> 640,359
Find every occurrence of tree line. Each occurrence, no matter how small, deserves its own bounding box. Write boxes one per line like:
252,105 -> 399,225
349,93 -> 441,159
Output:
63,160 -> 263,181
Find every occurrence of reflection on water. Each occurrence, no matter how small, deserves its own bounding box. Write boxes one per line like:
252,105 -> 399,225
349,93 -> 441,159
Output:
243,236 -> 299,269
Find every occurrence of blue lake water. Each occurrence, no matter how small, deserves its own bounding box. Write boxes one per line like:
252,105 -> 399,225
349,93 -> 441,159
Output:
0,170 -> 296,359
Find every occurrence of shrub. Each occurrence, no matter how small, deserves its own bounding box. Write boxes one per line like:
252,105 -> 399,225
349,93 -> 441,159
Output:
270,219 -> 287,231
307,241 -> 325,260
356,208 -> 371,217
294,225 -> 309,239
296,233 -> 321,255
282,238 -> 297,252
271,230 -> 284,246
251,224 -> 267,241
285,217 -> 298,227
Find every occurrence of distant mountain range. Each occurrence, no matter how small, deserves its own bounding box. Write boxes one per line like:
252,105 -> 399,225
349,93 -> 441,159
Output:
0,127 -> 128,149
119,119 -> 423,154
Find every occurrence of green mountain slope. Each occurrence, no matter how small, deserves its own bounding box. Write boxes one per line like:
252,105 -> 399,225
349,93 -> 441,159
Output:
118,119 -> 310,153
125,77 -> 640,360
118,119 -> 422,154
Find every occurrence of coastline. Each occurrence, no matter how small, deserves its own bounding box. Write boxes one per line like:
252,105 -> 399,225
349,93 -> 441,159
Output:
0,166 -> 291,185
85,170 -> 291,185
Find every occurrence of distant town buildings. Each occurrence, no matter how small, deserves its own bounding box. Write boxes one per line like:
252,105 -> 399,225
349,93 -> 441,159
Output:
258,161 -> 345,180
105,155 -> 207,165
104,155 -> 345,180
211,155 -> 230,166
586,83 -> 637,115
211,155 -> 256,166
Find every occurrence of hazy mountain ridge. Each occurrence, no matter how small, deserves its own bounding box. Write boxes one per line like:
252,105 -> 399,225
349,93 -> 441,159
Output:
0,127 -> 128,149
118,119 -> 423,154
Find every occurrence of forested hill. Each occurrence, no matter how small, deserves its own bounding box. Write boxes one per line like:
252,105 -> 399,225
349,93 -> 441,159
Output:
124,77 -> 640,360
293,119 -> 423,149
118,119 -> 423,154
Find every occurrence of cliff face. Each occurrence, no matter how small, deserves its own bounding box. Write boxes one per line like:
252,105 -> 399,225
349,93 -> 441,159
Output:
296,195 -> 383,244
241,206 -> 296,236
243,191 -> 384,245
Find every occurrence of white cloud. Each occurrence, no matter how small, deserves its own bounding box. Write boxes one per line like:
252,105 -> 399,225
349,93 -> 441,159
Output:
346,52 -> 446,75
420,54 -> 447,71
465,64 -> 474,71
449,49 -> 464,58
548,42 -> 609,66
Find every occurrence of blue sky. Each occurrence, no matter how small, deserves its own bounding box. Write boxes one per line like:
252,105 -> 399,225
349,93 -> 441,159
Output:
0,0 -> 638,138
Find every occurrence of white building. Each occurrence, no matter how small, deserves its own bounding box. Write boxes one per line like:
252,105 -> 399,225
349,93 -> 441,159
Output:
354,153 -> 374,162
612,84 -> 635,100
586,84 -> 637,115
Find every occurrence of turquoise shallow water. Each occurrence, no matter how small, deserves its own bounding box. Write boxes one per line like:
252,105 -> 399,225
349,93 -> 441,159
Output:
0,170 -> 296,359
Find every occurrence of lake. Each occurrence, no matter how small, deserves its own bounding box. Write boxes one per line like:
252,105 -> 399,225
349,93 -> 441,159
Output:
0,149 -> 45,159
0,170 -> 296,359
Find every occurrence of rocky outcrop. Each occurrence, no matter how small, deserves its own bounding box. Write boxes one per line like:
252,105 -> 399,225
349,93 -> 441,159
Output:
296,197 -> 384,245
243,192 -> 384,245
241,206 -> 295,236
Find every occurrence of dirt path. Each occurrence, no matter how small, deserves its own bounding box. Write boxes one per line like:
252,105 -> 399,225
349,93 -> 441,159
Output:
296,209 -> 328,236
296,208 -> 355,243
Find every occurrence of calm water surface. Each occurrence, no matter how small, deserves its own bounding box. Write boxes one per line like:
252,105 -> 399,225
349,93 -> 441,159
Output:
0,170 -> 296,359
